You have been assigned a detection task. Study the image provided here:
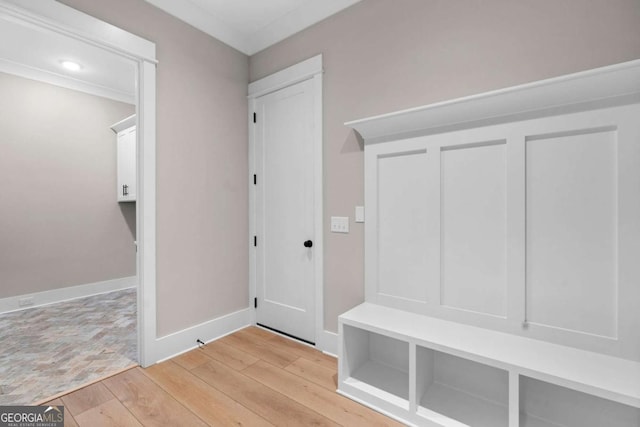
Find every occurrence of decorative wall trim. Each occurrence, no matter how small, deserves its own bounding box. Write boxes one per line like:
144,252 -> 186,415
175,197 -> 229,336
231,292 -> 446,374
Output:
248,54 -> 323,98
111,114 -> 136,133
0,58 -> 135,104
345,59 -> 640,144
0,276 -> 136,314
347,59 -> 640,361
358,104 -> 640,360
0,0 -> 156,62
153,308 -> 252,363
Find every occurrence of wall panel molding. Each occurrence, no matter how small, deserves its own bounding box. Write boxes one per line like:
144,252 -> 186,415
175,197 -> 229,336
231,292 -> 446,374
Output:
349,60 -> 640,361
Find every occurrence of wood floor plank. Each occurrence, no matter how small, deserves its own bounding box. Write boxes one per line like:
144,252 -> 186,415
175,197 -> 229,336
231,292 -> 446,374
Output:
74,398 -> 142,427
192,358 -> 339,426
51,326 -> 397,427
61,382 -> 115,417
244,360 -> 403,427
103,367 -> 207,427
236,326 -> 277,341
285,357 -> 338,391
200,340 -> 259,371
265,334 -> 338,370
172,349 -> 211,371
143,361 -> 273,427
219,333 -> 298,368
42,398 -> 79,427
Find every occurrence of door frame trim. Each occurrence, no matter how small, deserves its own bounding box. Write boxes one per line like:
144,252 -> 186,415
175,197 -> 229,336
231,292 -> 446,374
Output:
0,0 -> 158,366
248,54 -> 324,348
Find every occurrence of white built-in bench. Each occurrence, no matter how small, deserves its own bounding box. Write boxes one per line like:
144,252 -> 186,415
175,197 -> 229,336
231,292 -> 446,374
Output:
339,303 -> 640,427
339,60 -> 640,427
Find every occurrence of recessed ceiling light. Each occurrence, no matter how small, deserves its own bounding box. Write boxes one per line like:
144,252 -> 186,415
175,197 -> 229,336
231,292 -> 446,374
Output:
60,60 -> 82,71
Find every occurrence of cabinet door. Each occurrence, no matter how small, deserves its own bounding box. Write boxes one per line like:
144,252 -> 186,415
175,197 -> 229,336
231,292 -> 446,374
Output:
117,126 -> 136,202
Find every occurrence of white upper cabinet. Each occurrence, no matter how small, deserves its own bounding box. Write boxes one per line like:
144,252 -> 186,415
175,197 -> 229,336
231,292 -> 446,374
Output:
110,115 -> 136,202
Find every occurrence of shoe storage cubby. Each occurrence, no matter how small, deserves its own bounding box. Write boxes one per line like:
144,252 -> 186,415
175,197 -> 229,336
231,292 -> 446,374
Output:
520,376 -> 640,427
339,303 -> 640,427
416,347 -> 509,427
341,324 -> 410,409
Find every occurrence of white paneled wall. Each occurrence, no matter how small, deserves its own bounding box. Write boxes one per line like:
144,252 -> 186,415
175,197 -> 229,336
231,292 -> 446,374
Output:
364,104 -> 640,361
377,149 -> 431,303
440,141 -> 507,317
525,128 -> 617,338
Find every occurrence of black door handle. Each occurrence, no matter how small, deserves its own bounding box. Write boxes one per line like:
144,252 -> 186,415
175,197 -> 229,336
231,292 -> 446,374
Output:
304,240 -> 313,248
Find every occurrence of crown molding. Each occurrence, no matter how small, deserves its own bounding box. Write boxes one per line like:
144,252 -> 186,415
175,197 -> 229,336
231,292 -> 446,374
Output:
0,58 -> 135,103
345,59 -> 640,144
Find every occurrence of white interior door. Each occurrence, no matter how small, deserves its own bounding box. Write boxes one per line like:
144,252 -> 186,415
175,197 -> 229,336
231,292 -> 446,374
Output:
254,78 -> 316,343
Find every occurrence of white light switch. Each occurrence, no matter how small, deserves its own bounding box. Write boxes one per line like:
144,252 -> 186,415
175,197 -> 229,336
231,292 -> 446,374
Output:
355,206 -> 365,223
331,216 -> 349,233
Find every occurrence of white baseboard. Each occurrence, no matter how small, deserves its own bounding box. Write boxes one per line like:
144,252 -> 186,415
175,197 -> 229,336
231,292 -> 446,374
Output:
149,313 -> 334,365
0,276 -> 137,314
317,329 -> 338,357
151,308 -> 252,364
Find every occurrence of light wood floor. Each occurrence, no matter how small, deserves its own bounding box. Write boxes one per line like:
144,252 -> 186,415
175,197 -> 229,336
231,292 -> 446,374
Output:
44,326 -> 403,426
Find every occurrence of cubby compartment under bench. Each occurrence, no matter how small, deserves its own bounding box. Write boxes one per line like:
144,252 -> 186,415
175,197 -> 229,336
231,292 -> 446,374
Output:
338,303 -> 640,427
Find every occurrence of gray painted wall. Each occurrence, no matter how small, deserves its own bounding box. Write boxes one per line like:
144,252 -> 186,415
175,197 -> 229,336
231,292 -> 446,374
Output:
57,0 -> 250,337
49,0 -> 640,339
250,0 -> 640,332
0,72 -> 135,299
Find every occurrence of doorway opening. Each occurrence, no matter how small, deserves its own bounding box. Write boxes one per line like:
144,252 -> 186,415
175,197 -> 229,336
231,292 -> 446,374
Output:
0,0 -> 156,404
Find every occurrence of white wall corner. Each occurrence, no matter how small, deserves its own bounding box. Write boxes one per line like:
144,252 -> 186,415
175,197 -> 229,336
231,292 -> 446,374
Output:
151,308 -> 252,364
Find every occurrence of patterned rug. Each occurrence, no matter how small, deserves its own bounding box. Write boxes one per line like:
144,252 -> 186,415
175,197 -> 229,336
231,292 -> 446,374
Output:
0,288 -> 137,404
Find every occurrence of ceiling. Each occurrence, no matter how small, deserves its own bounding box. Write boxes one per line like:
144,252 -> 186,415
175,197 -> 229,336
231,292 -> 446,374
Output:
0,11 -> 136,104
145,0 -> 361,55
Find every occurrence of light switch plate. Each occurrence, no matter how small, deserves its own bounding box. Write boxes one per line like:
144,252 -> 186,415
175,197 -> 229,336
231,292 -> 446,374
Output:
331,216 -> 349,233
355,206 -> 365,223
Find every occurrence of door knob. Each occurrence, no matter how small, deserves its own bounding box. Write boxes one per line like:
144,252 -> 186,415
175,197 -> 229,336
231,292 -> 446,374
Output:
304,240 -> 313,248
